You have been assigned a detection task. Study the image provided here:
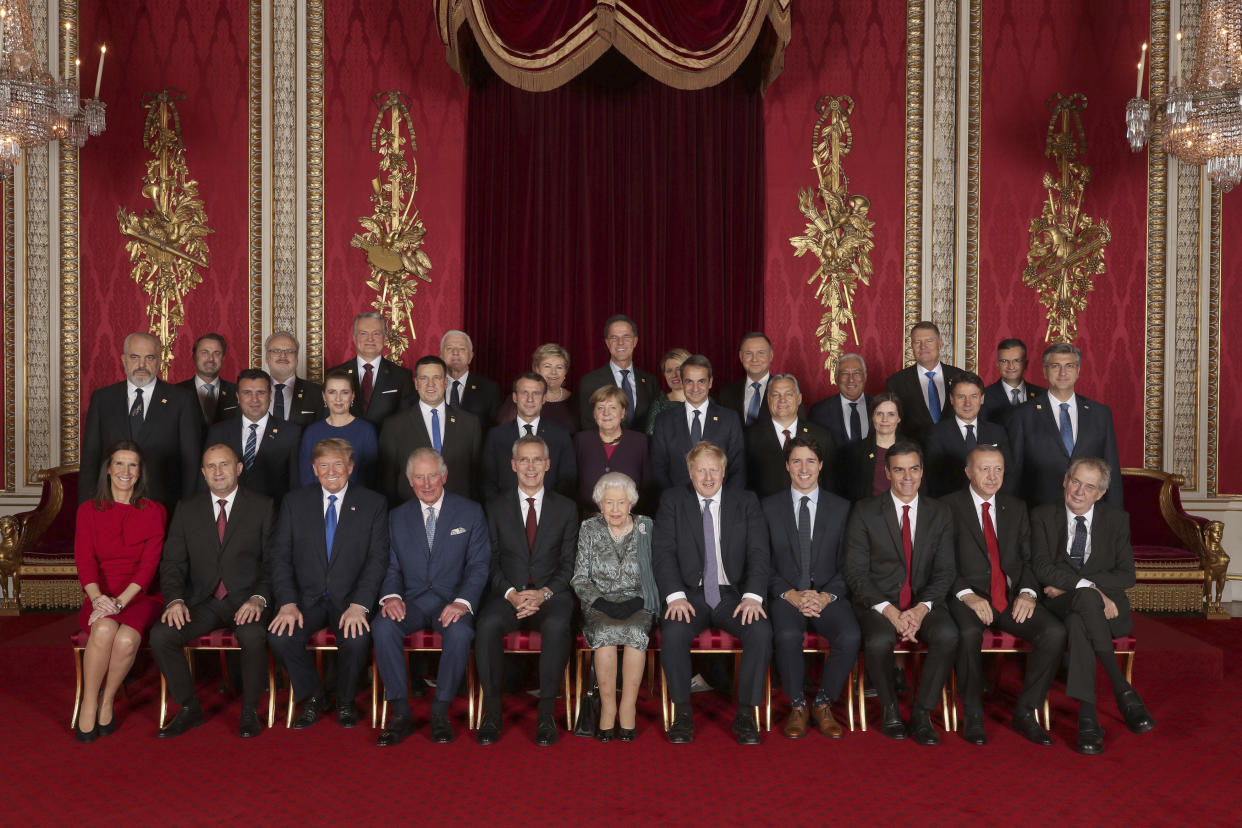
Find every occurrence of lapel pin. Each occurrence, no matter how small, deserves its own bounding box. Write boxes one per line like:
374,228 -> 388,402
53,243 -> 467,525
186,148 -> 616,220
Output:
450,417 -> 456,423
350,506 -> 356,511
271,428 -> 278,435
868,452 -> 875,460
160,398 -> 167,404
712,416 -> 718,422
470,384 -> 477,391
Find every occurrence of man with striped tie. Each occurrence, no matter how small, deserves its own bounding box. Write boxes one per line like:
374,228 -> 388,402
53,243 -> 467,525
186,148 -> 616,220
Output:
204,368 -> 301,507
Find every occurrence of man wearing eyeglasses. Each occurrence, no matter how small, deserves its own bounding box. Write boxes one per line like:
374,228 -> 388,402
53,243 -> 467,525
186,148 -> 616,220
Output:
981,338 -> 1045,428
577,314 -> 660,432
263,331 -> 324,427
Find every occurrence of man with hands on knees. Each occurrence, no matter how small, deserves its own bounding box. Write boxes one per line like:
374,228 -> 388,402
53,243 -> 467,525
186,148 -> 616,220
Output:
267,438 -> 389,730
373,448 -> 489,746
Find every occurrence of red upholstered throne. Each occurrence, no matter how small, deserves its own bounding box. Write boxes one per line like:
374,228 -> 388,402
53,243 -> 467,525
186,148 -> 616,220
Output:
9,465 -> 81,611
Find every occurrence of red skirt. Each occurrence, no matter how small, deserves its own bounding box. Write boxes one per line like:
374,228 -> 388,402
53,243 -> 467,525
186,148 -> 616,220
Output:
77,593 -> 163,636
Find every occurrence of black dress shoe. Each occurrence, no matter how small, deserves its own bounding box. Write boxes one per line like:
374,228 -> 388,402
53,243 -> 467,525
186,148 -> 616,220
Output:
377,714 -> 416,746
337,702 -> 360,728
909,709 -> 939,746
534,714 -> 559,746
1011,711 -> 1053,746
668,711 -> 695,744
73,722 -> 99,743
960,712 -> 987,745
238,709 -> 263,739
1077,719 -> 1105,755
617,726 -> 636,742
596,726 -> 615,743
879,704 -> 906,740
292,695 -> 330,729
429,713 -> 455,743
158,704 -> 205,739
476,713 -> 501,745
732,711 -> 761,745
1117,689 -> 1155,734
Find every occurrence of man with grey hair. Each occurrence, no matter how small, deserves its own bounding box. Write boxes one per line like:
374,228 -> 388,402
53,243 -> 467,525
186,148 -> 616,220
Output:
810,353 -> 873,447
441,329 -> 502,429
263,330 -> 324,426
325,311 -> 414,426
745,374 -> 836,498
1009,343 -> 1122,507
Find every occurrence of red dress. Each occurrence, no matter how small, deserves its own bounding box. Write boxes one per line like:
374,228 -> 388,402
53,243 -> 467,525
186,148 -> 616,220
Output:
74,499 -> 166,634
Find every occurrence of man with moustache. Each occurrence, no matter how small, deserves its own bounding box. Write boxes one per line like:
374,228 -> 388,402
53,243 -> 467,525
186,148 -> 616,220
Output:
264,331 -> 324,426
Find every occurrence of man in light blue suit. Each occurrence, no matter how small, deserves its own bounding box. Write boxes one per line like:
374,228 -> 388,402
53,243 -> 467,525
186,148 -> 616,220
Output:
373,447 -> 490,746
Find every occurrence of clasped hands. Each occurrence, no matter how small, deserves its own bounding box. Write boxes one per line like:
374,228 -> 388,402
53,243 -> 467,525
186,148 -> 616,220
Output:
87,594 -> 120,626
882,602 -> 929,642
785,589 -> 832,618
508,588 -> 546,619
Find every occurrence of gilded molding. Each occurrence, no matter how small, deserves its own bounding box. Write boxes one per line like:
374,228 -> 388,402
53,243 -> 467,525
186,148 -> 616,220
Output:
59,0 -> 80,463
930,0 -> 956,358
248,0 -> 263,367
3,182 -> 13,491
270,0 -> 298,336
903,0 -> 924,351
1144,1 -> 1169,470
306,0 -> 325,381
1206,189 -> 1220,497
23,0 -> 51,483
964,0 -> 981,372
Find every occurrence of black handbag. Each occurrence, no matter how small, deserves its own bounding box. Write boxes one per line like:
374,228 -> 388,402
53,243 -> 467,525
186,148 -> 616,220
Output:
574,663 -> 601,737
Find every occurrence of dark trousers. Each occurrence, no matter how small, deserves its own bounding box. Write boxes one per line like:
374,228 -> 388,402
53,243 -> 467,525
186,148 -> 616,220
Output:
948,597 -> 1066,712
1044,587 -> 1132,704
373,596 -> 474,706
858,603 -> 958,710
150,597 -> 270,709
475,591 -> 573,706
771,597 -> 860,704
660,588 -> 772,707
267,600 -> 371,703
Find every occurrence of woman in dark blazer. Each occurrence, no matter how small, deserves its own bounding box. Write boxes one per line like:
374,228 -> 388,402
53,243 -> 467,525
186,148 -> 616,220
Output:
573,385 -> 650,513
840,392 -> 905,501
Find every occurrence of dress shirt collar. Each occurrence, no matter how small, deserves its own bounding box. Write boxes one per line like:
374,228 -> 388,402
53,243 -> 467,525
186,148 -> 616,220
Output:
609,361 -> 635,382
194,375 -> 220,393
321,484 -> 349,513
420,492 -> 446,516
212,486 -> 239,516
772,417 -> 799,440
241,413 -> 269,434
969,486 -> 995,525
126,379 -> 155,398
1048,390 -> 1078,408
515,414 -> 542,434
890,492 -> 919,516
518,487 -> 544,508
1065,504 -> 1094,530
450,369 -> 470,387
696,490 -> 722,511
920,361 -> 945,378
419,400 -> 445,419
356,355 -> 382,376
791,486 -> 819,509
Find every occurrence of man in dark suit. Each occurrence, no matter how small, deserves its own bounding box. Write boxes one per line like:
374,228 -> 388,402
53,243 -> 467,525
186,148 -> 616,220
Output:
325,311 -> 415,426
80,332 -> 201,508
924,371 -> 1012,498
175,333 -> 238,432
481,372 -> 576,500
981,338 -> 1045,428
378,355 -> 482,504
764,436 -> 859,739
441,330 -> 502,429
264,330 -> 324,426
152,444 -> 274,738
843,441 -> 958,745
476,436 -> 580,746
884,322 -> 964,444
267,437 -> 389,729
717,332 -> 774,427
577,314 -> 659,431
655,442 -> 771,745
746,374 -> 836,498
1030,457 -> 1154,755
650,355 -> 745,492
373,448 -> 490,746
809,353 -> 872,447
945,445 -> 1064,747
1009,343 -> 1123,507
204,368 -> 301,507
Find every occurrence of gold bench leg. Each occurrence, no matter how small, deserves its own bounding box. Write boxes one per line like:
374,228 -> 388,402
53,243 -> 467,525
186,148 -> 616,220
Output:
856,658 -> 867,732
660,667 -> 670,732
266,656 -> 276,729
71,648 -> 84,729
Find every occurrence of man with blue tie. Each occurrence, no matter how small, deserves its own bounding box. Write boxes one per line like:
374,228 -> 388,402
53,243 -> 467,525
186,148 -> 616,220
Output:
577,315 -> 660,431
717,332 -> 774,427
267,438 -> 389,729
649,355 -> 746,492
884,322 -> 963,445
373,448 -> 489,746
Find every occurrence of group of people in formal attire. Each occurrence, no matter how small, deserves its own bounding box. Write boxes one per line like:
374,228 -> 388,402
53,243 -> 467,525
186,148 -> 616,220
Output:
71,313 -> 1153,754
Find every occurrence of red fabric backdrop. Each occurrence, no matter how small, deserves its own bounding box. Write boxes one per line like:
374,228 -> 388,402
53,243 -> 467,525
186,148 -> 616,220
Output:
323,0 -> 466,370
78,0 -> 251,409
980,0 -> 1149,466
762,0 -> 908,401
1220,196 -> 1242,494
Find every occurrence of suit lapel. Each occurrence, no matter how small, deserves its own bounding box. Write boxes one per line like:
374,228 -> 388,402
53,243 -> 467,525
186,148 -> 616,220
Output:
881,497 -> 903,559
961,494 -> 987,554
782,495 -> 801,563
1037,393 -> 1071,459
135,382 -> 168,441
688,491 -> 707,563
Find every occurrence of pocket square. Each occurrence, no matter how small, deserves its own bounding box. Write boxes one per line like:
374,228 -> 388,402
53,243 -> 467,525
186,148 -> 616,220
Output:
450,527 -> 467,536
381,388 -> 397,394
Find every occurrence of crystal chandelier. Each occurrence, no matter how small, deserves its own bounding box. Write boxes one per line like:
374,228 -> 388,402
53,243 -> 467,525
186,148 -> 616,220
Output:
0,0 -> 106,180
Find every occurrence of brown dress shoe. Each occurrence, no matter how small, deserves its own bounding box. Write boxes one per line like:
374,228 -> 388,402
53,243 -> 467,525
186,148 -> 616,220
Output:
783,705 -> 810,739
811,703 -> 843,738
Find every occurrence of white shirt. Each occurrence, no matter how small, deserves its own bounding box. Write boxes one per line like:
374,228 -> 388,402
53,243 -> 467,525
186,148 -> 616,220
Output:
194,375 -> 221,399
1001,380 -> 1028,404
664,492 -> 763,606
449,370 -> 470,402
955,415 -> 980,442
918,362 -> 947,413
515,415 -> 542,437
126,379 -> 154,420
419,401 -> 448,446
840,395 -> 869,439
684,400 -> 710,435
322,484 -> 349,515
771,417 -> 799,446
239,414 -> 269,456
268,376 -> 294,417
609,361 -> 636,389
1048,392 -> 1079,443
355,356 -> 382,381
954,488 -> 1037,601
873,494 -> 933,613
743,374 -> 771,417
1064,504 -> 1096,589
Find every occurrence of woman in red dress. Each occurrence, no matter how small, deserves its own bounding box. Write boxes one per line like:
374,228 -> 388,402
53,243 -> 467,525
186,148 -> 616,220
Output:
74,440 -> 166,742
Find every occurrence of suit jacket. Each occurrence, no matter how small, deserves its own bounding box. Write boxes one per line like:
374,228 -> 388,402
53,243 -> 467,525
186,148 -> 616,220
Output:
481,418 -> 577,501
652,485 -> 770,600
809,393 -> 872,446
80,380 -> 202,507
943,487 -> 1036,602
884,363 -> 964,443
326,357 -> 414,426
274,376 -> 325,427
159,486 -> 274,612
981,379 -> 1045,428
175,378 -> 239,431
485,489 -> 579,596
744,419 -> 837,499
203,417 -> 302,507
843,492 -> 955,610
381,492 -> 490,610
578,364 -> 660,432
1008,391 -> 1123,507
923,417 -> 1013,498
649,402 -> 746,491
1028,500 -> 1135,599
763,487 -> 851,601
449,373 -> 502,429
268,483 -> 389,612
717,378 -> 771,426
377,405 -> 482,504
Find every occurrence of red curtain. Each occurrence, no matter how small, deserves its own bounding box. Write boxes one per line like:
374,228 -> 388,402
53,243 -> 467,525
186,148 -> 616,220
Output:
1221,195 -> 1242,493
462,51 -> 765,389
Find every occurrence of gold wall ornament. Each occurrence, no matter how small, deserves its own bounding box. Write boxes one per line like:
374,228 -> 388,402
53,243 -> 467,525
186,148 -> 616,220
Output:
350,90 -> 432,361
116,88 -> 214,374
1022,93 -> 1111,344
789,94 -> 875,375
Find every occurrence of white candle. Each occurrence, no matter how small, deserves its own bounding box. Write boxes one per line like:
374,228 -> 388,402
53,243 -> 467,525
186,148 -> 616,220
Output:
94,46 -> 106,98
1136,42 -> 1148,98
1175,31 -> 1183,86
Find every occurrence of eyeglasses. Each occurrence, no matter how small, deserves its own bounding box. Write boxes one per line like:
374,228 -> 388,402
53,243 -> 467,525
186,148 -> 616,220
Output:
267,348 -> 297,357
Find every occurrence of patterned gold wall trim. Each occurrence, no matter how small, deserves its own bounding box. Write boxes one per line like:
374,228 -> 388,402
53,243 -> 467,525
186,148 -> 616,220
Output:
59,0 -> 80,463
903,0 -> 925,352
964,0 -> 981,372
3,182 -> 13,491
248,0 -> 263,367
24,0 -> 51,484
929,0 -> 957,358
306,0 -> 325,381
270,0 -> 298,336
1143,0 -> 1169,470
1206,189 -> 1220,497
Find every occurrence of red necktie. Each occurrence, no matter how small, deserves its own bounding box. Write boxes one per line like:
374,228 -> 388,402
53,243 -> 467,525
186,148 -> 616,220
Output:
525,497 -> 537,550
213,499 -> 228,599
899,504 -> 913,610
781,429 -> 791,449
981,502 -> 1008,613
361,363 -> 375,411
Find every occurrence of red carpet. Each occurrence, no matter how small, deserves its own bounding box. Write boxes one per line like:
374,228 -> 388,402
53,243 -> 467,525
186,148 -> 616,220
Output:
4,613 -> 1241,825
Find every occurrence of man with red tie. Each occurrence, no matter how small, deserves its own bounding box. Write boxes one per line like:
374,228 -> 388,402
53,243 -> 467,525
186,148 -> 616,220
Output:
325,312 -> 415,427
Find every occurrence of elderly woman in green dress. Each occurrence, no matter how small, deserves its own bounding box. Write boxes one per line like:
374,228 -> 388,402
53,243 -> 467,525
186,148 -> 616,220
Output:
571,472 -> 659,742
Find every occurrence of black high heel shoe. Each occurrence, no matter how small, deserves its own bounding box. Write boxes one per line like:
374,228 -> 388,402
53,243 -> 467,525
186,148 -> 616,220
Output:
96,716 -> 118,737
74,722 -> 99,743
617,726 -> 636,742
595,727 -> 615,743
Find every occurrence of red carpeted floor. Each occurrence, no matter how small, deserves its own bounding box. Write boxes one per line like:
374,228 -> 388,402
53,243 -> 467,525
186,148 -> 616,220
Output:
4,612 -> 1241,825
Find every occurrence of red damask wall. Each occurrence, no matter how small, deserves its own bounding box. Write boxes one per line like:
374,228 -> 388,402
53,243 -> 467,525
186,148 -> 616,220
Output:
1220,197 -> 1241,494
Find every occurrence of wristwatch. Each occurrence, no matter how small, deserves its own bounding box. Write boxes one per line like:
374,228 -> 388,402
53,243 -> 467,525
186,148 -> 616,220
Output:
541,588 -> 553,602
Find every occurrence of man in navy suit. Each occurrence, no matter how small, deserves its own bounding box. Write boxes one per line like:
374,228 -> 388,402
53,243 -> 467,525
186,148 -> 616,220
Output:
650,355 -> 745,491
481,372 -> 576,500
716,332 -> 775,427
325,312 -> 415,426
809,353 -> 872,447
204,368 -> 301,506
373,448 -> 489,746
267,437 -> 389,729
175,333 -> 238,431
884,322 -> 964,444
577,314 -> 660,431
923,371 -> 1012,498
981,338 -> 1045,428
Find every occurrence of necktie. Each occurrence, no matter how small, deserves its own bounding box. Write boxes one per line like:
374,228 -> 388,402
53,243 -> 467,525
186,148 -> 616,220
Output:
1070,515 -> 1087,571
213,499 -> 228,599
525,496 -> 537,549
899,504 -> 913,609
782,429 -> 791,449
273,383 -> 286,421
425,505 -> 436,549
849,402 -> 861,440
361,363 -> 374,411
200,384 -> 216,422
524,423 -> 534,437
450,379 -> 461,407
981,502 -> 1007,613
746,381 -> 762,426
130,387 -> 144,421
702,499 -> 720,608
325,494 -> 338,560
964,423 -> 977,450
431,408 -> 442,452
620,369 -> 635,422
690,409 -> 702,445
243,423 -> 258,471
1059,403 -> 1074,455
926,371 -> 941,424
1011,387 -> 1022,405
798,495 -> 812,590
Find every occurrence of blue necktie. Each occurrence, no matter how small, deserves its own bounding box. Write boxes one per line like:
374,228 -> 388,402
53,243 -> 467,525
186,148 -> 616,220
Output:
325,494 -> 338,561
1059,403 -> 1074,455
926,371 -> 941,424
1069,515 -> 1087,571
431,407 -> 442,452
425,505 -> 436,549
620,369 -> 635,423
690,409 -> 702,445
243,423 -> 258,471
746,381 -> 762,426
702,498 -> 720,608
